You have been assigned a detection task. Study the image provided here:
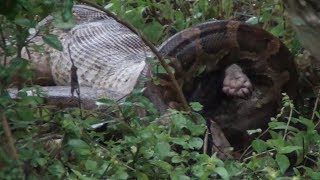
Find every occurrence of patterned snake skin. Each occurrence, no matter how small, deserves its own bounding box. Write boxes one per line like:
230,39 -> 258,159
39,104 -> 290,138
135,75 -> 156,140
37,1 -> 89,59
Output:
24,5 -> 151,101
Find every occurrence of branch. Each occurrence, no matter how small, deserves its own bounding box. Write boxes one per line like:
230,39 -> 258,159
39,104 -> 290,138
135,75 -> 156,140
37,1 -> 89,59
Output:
76,0 -> 190,112
68,44 -> 83,119
1,113 -> 19,160
0,25 -> 7,66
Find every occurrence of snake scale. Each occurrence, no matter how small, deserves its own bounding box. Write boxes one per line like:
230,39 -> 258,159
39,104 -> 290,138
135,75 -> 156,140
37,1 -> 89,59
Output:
156,19 -> 297,146
19,5 -> 297,146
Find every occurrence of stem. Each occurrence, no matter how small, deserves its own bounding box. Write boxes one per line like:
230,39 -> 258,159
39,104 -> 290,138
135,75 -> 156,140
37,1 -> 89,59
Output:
311,89 -> 320,121
283,105 -> 293,140
0,26 -> 7,66
243,149 -> 276,162
1,112 -> 19,160
15,25 -> 23,58
116,104 -> 129,124
68,44 -> 83,119
240,127 -> 270,161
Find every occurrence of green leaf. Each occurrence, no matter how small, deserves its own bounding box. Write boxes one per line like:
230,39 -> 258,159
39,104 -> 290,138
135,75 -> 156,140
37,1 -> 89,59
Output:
155,142 -> 171,159
48,162 -> 65,178
71,169 -> 90,180
104,3 -> 114,9
110,168 -> 129,180
170,172 -> 190,180
53,14 -> 76,29
9,57 -> 29,70
42,34 -> 63,51
268,121 -> 287,129
221,0 -> 233,17
188,137 -> 203,149
172,136 -> 189,147
68,139 -> 90,149
271,125 -> 299,132
14,17 -> 32,27
246,16 -> 258,25
293,167 -> 301,176
17,108 -> 34,121
171,156 -> 183,163
275,154 -> 289,174
18,88 -> 44,106
143,21 -> 163,43
170,112 -> 187,129
62,118 -> 81,135
304,167 -> 320,179
259,11 -> 272,22
269,130 -> 282,139
224,161 -> 243,177
186,120 -> 206,136
214,167 -> 230,180
278,146 -> 302,154
85,160 -> 98,171
292,117 -> 315,132
136,172 -> 149,180
252,139 -> 268,153
270,23 -> 284,37
266,138 -> 286,148
62,0 -> 73,21
190,102 -> 203,112
35,158 -> 47,166
192,164 -> 209,178
152,160 -> 173,173
68,139 -> 91,156
96,98 -> 117,107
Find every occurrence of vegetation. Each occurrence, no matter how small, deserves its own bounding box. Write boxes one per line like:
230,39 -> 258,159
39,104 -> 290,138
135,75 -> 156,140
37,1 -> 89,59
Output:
0,0 -> 319,179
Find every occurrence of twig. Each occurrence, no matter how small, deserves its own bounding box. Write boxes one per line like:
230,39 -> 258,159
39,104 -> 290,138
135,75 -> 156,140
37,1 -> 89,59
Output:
203,129 -> 208,154
15,25 -> 24,58
311,89 -> 320,121
25,28 -> 41,45
116,103 -> 129,124
1,113 -> 19,160
76,0 -> 190,112
283,105 -> 293,140
305,155 -> 318,166
38,134 -> 63,142
100,162 -> 112,179
243,149 -> 276,162
239,127 -> 270,161
68,44 -> 83,119
0,26 -> 8,66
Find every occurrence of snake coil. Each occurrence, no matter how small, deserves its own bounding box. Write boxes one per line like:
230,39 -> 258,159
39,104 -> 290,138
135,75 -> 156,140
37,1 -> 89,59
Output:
20,5 -> 297,149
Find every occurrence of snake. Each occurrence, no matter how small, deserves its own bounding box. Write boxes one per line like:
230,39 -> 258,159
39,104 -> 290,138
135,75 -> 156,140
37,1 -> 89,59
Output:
15,4 -> 297,146
154,20 -> 297,147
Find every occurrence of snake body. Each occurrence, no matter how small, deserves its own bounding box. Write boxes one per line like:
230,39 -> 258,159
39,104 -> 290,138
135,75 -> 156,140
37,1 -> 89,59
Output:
25,5 -> 150,101
21,5 -> 297,142
156,20 -> 297,144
